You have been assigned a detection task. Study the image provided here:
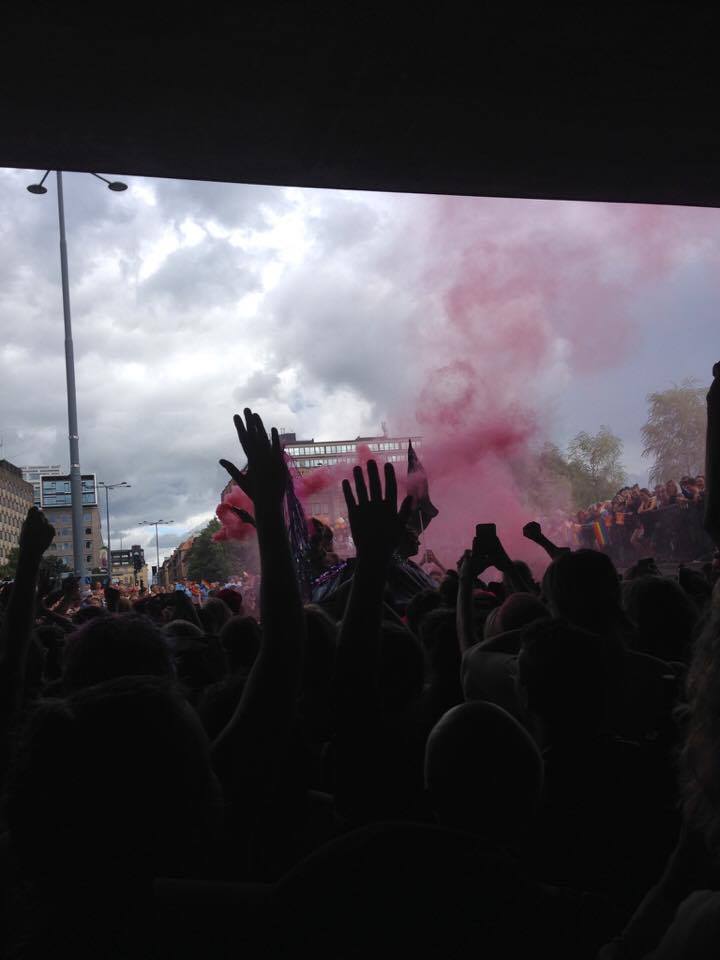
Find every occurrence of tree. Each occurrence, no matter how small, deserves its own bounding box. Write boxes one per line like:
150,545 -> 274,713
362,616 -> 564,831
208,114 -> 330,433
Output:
186,518 -> 231,582
641,378 -> 706,485
567,426 -> 627,506
0,547 -> 20,579
40,555 -> 70,578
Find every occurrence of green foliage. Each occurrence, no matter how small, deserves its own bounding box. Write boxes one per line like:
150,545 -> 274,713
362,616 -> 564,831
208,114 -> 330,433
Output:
40,555 -> 70,578
186,518 -> 231,582
567,426 -> 627,506
641,378 -> 706,485
524,430 -> 627,511
0,547 -> 20,578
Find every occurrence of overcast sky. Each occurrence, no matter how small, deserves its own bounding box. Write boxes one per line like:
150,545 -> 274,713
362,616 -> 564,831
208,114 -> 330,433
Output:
1,167 -> 719,563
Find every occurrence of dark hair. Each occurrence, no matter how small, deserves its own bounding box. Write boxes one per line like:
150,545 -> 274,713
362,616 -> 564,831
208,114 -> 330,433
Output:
406,589 -> 443,638
518,618 -> 615,732
197,597 -> 233,636
494,592 -> 549,634
438,572 -> 459,607
72,605 -> 109,625
377,622 -> 425,711
63,614 -> 174,692
425,701 -> 543,839
680,611 -> 720,855
623,575 -> 698,663
542,549 -> 622,634
503,560 -> 534,594
219,615 -> 262,674
419,608 -> 460,686
8,676 -> 219,882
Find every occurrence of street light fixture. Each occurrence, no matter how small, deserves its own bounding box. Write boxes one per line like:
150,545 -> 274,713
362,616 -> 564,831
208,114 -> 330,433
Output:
138,520 -> 175,586
98,481 -> 131,576
26,169 -> 129,578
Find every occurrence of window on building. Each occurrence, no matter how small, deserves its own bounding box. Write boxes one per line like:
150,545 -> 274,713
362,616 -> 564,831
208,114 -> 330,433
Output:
85,541 -> 91,549
85,527 -> 92,535
86,555 -> 92,563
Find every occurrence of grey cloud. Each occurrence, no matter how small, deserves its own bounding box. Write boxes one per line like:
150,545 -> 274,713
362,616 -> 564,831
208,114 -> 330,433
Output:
151,177 -> 291,231
234,369 -> 281,402
139,235 -> 262,309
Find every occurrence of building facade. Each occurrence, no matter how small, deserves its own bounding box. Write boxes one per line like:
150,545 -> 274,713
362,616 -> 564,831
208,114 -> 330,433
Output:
217,432 -> 423,559
21,465 -> 62,508
40,473 -> 104,572
0,461 -> 34,567
110,545 -> 148,588
282,433 -> 422,534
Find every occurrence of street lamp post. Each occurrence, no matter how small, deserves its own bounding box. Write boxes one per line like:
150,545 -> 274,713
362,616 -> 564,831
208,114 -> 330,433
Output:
98,481 -> 131,578
138,520 -> 174,586
27,170 -> 128,577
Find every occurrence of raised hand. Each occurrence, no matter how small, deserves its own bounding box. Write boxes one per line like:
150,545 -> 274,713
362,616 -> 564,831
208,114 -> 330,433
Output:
458,548 -> 488,581
18,507 -> 55,565
219,408 -> 288,515
523,521 -> 543,543
342,461 -> 412,563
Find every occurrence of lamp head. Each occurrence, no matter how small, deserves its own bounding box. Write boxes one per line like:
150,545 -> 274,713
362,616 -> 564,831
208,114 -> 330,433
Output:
27,184 -> 48,195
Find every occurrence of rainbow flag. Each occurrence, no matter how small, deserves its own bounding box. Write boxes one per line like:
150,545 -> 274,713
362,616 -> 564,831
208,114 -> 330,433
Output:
592,519 -> 608,548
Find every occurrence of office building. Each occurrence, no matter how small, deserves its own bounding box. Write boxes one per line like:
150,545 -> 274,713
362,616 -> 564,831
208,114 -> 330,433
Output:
21,464 -> 62,508
220,432 -> 422,553
282,433 -> 422,529
40,473 -> 104,572
0,461 -> 34,567
110,545 -> 148,588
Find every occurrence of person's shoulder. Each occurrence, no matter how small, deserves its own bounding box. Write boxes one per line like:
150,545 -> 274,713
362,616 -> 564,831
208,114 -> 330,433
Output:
625,647 -> 672,674
649,890 -> 720,959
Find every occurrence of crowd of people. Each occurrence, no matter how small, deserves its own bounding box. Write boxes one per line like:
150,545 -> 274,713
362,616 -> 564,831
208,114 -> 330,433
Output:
0,365 -> 718,958
543,475 -> 714,568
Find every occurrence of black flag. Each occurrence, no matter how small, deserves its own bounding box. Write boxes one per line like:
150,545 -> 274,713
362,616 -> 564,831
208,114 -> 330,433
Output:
406,440 -> 439,534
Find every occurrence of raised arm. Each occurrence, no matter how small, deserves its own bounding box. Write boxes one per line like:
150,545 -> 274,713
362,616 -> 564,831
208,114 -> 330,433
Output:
704,361 -> 720,546
457,549 -> 482,654
0,508 -> 55,730
523,520 -> 570,560
335,461 -> 411,710
213,409 -> 305,792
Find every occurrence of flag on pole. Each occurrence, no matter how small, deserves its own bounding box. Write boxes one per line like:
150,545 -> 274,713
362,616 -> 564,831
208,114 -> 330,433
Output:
406,440 -> 439,535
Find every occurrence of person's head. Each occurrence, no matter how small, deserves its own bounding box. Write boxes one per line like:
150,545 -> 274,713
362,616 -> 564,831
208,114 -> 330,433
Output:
216,587 -> 243,615
377,622 -> 425,711
424,701 -> 543,842
681,611 -> 720,858
485,592 -> 549,639
438,571 -> 459,607
419,608 -> 461,687
35,624 -> 65,682
197,597 -> 233,636
302,604 -> 337,691
666,479 -> 680,498
219,615 -> 262,674
696,475 -> 706,492
502,560 -> 535,596
517,618 -> 614,741
406,589 -> 443,638
63,614 -> 174,693
8,676 -> 220,884
623,575 -> 698,663
163,622 -> 227,698
396,525 -> 420,560
541,549 -> 622,635
72,605 -> 109,625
